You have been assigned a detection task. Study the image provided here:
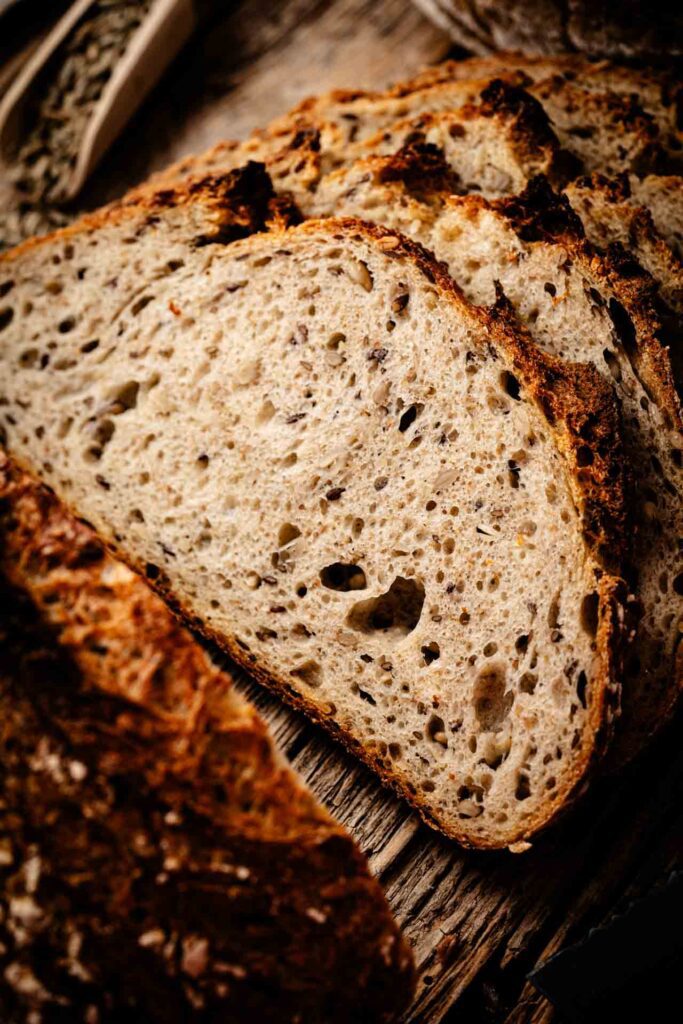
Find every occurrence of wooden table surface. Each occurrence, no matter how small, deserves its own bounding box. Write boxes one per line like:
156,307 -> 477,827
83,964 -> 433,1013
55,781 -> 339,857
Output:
3,2 -> 682,1021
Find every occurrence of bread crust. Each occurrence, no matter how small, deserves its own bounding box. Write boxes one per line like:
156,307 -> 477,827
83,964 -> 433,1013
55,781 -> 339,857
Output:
0,451 -> 414,1021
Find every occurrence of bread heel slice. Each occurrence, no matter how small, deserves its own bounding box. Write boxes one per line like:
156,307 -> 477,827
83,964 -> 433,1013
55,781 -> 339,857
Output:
0,452 -> 414,1021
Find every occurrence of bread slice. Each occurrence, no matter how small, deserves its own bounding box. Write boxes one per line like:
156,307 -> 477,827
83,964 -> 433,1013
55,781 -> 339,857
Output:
0,202 -> 629,849
302,167 -> 682,761
401,53 -> 683,158
0,451 -> 413,1022
256,70 -> 675,176
565,173 -> 683,315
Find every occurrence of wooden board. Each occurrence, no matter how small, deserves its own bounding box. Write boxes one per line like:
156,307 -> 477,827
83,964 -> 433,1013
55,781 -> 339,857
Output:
1,1 -> 681,1020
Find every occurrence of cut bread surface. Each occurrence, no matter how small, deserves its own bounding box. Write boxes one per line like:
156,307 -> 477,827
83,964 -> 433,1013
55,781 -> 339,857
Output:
0,452 -> 413,1022
0,212 -> 628,848
629,175 -> 683,261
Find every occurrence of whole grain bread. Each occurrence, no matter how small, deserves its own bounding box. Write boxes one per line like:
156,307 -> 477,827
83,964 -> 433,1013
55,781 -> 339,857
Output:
301,166 -> 682,761
272,74 -> 671,177
138,65 -> 673,209
0,452 -> 413,1022
0,198 -> 629,849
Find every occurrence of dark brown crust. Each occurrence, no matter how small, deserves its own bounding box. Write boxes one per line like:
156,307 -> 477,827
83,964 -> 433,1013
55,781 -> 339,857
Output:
495,177 -> 683,429
370,78 -> 578,191
0,163 -> 300,264
2,213 -> 630,849
0,453 -> 414,1022
477,78 -> 562,153
373,141 -> 464,194
496,173 -> 587,241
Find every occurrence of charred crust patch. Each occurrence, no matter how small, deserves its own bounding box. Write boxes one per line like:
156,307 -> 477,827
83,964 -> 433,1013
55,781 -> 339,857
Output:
497,176 -> 586,242
375,142 -> 462,195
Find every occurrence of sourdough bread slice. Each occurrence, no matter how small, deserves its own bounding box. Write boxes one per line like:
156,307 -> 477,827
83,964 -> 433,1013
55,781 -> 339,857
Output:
303,169 -> 682,761
0,453 -> 413,1022
401,53 -> 683,158
564,173 -> 683,316
0,210 -> 628,848
263,75 -> 668,177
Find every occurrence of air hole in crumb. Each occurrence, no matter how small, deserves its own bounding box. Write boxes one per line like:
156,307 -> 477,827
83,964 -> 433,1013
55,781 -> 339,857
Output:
398,402 -> 424,432
603,348 -> 622,382
519,672 -> 537,694
131,295 -> 154,316
607,298 -> 636,356
320,562 -> 367,591
576,670 -> 588,708
426,714 -> 447,747
673,573 -> 683,596
473,665 -> 513,732
500,371 -> 521,401
0,308 -> 15,331
58,316 -> 76,333
111,381 -> 139,413
422,642 -> 440,665
346,577 -> 425,638
515,774 -> 531,800
580,592 -> 599,637
291,660 -> 323,687
576,445 -> 593,467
